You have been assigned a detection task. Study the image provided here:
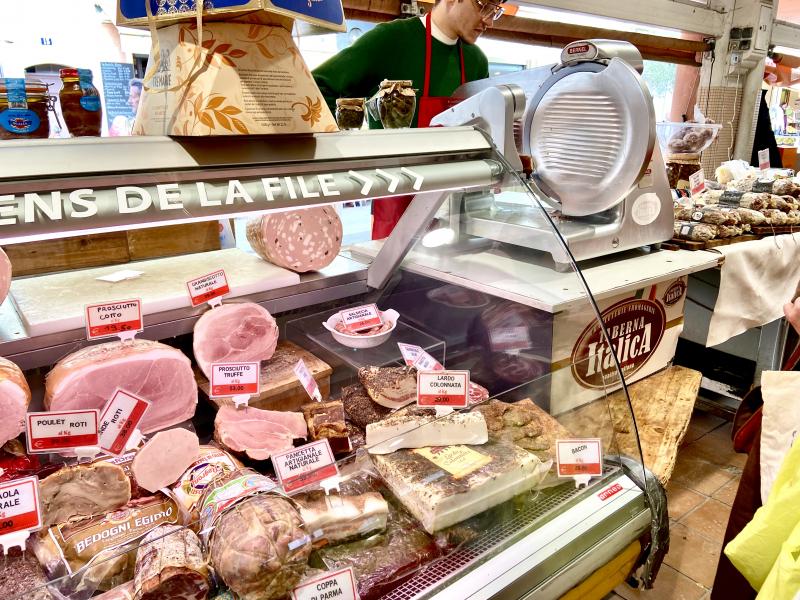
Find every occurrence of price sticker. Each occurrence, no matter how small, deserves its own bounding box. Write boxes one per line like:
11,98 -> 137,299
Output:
186,269 -> 230,307
294,359 -> 322,402
556,439 -> 603,478
412,349 -> 444,372
417,370 -> 469,407
85,299 -> 143,340
292,567 -> 360,600
272,439 -> 339,494
488,326 -> 531,352
759,148 -> 770,171
689,169 -> 705,197
0,476 -> 41,538
338,304 -> 382,332
210,362 -> 260,397
397,342 -> 422,366
26,410 -> 99,454
98,389 -> 150,455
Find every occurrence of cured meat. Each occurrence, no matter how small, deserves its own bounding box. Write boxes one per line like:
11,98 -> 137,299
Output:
40,461 -> 131,528
0,246 -> 11,306
0,357 -> 31,447
735,207 -> 766,226
94,582 -> 135,600
301,401 -> 350,454
358,366 -> 417,409
296,491 -> 388,543
193,302 -> 279,379
168,445 -> 241,518
674,220 -> 718,241
132,428 -> 201,493
45,339 -> 197,434
341,383 -> 390,429
0,543 -> 52,600
214,404 -> 306,460
134,524 -> 210,600
247,207 -> 342,273
366,407 -> 488,454
468,382 -> 489,405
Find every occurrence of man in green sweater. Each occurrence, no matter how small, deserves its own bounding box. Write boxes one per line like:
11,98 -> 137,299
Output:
313,0 -> 503,237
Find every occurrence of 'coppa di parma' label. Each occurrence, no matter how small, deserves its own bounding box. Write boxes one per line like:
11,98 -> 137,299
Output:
85,299 -> 143,340
292,567 -> 360,600
210,362 -> 260,397
271,439 -> 338,493
338,304 -> 382,332
26,410 -> 99,453
98,390 -> 150,455
556,439 -> 603,478
0,476 -> 41,536
186,269 -> 230,307
417,370 -> 469,407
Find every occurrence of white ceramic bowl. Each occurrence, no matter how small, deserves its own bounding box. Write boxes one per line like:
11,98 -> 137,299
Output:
323,308 -> 399,349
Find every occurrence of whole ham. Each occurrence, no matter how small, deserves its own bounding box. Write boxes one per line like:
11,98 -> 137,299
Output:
0,246 -> 11,305
214,404 -> 306,460
45,339 -> 197,434
193,302 -> 278,379
246,207 -> 342,273
0,356 -> 31,446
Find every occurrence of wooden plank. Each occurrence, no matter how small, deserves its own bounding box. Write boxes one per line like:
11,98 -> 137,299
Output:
127,222 -> 221,261
3,233 -> 131,276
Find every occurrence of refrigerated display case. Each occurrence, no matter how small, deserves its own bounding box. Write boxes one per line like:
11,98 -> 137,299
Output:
0,128 -> 664,600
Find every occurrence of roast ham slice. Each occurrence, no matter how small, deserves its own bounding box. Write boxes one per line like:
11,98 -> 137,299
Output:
214,405 -> 306,461
0,356 -> 31,446
0,247 -> 10,305
193,302 -> 279,379
45,339 -> 197,434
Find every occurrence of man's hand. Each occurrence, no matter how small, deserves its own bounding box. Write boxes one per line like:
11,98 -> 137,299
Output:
784,297 -> 800,335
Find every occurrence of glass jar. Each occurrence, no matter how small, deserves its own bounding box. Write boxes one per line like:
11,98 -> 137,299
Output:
335,98 -> 365,130
665,153 -> 701,190
59,68 -> 102,137
377,80 -> 416,129
0,78 -> 53,140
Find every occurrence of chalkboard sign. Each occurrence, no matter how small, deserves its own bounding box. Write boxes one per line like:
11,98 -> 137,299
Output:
752,180 -> 775,193
100,62 -> 135,136
719,190 -> 744,208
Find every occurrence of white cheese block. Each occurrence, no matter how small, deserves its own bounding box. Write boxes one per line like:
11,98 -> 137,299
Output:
366,409 -> 488,455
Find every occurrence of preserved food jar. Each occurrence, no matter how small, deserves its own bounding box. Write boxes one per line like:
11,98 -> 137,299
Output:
665,153 -> 701,190
335,98 -> 365,130
377,80 -> 416,129
0,78 -> 53,140
59,68 -> 102,137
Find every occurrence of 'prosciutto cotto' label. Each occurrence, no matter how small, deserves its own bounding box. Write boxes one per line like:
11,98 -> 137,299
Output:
85,299 -> 143,340
417,370 -> 469,407
556,439 -> 603,477
210,362 -> 260,397
292,567 -> 360,600
272,439 -> 338,494
26,410 -> 99,453
0,476 -> 41,535
338,304 -> 382,333
98,389 -> 150,455
186,269 -> 230,307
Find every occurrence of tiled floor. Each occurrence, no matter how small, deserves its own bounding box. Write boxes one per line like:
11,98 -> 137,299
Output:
609,410 -> 744,600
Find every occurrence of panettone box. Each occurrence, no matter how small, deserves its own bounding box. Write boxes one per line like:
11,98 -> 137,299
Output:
133,21 -> 337,136
118,0 -> 345,32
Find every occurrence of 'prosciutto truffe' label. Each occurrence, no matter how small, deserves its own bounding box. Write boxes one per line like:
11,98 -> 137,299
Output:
272,439 -> 338,494
338,304 -> 382,333
417,370 -> 469,407
26,410 -> 99,453
292,567 -> 360,600
210,362 -> 260,397
85,299 -> 143,340
0,476 -> 41,535
556,439 -> 603,477
98,389 -> 150,455
294,359 -> 322,402
186,269 -> 230,307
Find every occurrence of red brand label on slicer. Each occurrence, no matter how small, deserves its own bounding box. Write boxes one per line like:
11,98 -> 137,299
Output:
417,370 -> 469,407
98,390 -> 150,455
186,269 -> 230,306
26,410 -> 99,453
598,483 -> 624,501
556,439 -> 603,478
272,439 -> 338,493
339,304 -> 382,332
568,43 -> 591,55
210,362 -> 260,397
292,567 -> 360,600
294,359 -> 321,402
0,476 -> 41,535
85,299 -> 143,340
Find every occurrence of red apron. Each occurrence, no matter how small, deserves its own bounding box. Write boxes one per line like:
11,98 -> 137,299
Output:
371,13 -> 466,240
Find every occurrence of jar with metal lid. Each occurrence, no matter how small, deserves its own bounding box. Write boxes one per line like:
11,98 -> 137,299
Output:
377,80 -> 416,129
59,68 -> 102,137
335,98 -> 365,130
0,78 -> 53,140
665,153 -> 701,190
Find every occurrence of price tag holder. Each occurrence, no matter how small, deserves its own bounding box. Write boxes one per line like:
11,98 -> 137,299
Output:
338,304 -> 382,333
26,410 -> 99,454
85,299 -> 143,341
272,439 -> 339,494
689,169 -> 705,197
0,475 -> 42,553
294,359 -> 322,402
759,148 -> 770,171
98,389 -> 150,455
556,439 -> 603,488
397,342 -> 422,366
210,362 -> 260,408
292,567 -> 359,600
187,269 -> 230,307
417,370 -> 469,407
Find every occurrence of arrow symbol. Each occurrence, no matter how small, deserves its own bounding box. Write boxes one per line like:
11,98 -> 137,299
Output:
348,170 -> 374,195
400,167 -> 424,191
375,169 -> 400,193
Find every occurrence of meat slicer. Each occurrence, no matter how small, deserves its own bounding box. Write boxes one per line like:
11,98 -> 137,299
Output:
431,40 -> 674,268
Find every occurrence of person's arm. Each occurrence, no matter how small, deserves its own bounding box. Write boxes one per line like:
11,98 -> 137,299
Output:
785,297 -> 800,335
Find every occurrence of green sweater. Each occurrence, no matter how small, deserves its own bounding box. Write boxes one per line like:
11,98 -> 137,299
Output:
312,17 -> 489,128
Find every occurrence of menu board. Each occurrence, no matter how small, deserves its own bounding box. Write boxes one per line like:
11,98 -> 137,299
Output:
100,62 -> 135,134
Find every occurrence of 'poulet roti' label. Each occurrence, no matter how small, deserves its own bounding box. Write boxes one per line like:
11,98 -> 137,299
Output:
413,445 -> 492,479
26,409 -> 99,453
292,567 -> 359,600
98,389 -> 150,455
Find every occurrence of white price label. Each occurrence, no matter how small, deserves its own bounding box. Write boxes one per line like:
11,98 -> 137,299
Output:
292,567 -> 360,600
689,169 -> 705,197
26,410 -> 99,453
272,439 -> 339,493
186,269 -> 230,307
412,349 -> 444,371
210,362 -> 260,397
556,439 -> 603,478
488,326 -> 531,352
338,304 -> 383,332
0,476 -> 41,536
85,299 -> 143,340
294,359 -> 322,402
98,389 -> 151,455
417,370 -> 469,407
759,148 -> 770,171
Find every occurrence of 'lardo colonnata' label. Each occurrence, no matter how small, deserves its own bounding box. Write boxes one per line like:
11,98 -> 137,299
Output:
417,370 -> 469,407
210,362 -> 260,397
98,389 -> 150,455
26,410 -> 99,453
0,476 -> 41,536
556,439 -> 603,477
292,567 -> 359,600
85,299 -> 143,340
272,439 -> 338,493
186,269 -> 230,307
338,304 -> 382,332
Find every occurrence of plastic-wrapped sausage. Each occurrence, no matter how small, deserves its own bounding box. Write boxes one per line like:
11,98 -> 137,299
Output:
717,224 -> 743,238
762,209 -> 789,225
734,207 -> 766,226
787,210 -> 800,225
739,193 -> 770,210
772,179 -> 800,197
694,190 -> 724,205
678,206 -> 739,225
766,195 -> 792,212
674,220 -> 718,241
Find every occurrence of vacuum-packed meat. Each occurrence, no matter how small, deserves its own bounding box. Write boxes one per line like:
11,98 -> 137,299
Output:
674,221 -> 717,241
246,207 -> 342,273
735,207 -> 766,226
0,543 -> 52,600
296,491 -> 388,544
132,428 -> 201,493
45,339 -> 197,434
762,209 -> 789,225
213,404 -> 306,461
134,524 -> 209,600
193,302 -> 278,379
0,357 -> 30,447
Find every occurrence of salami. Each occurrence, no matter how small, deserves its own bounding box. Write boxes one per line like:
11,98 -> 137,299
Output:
246,207 -> 342,273
0,356 -> 31,447
735,207 -> 766,226
762,209 -> 789,225
673,221 -> 718,241
134,524 -> 210,600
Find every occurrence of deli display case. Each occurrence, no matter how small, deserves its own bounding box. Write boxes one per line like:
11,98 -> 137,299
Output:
0,128 -> 663,600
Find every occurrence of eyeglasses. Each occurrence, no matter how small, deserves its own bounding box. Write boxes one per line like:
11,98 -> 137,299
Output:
473,0 -> 505,21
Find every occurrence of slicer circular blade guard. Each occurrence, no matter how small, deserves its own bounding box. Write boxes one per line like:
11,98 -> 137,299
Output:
524,58 -> 656,217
